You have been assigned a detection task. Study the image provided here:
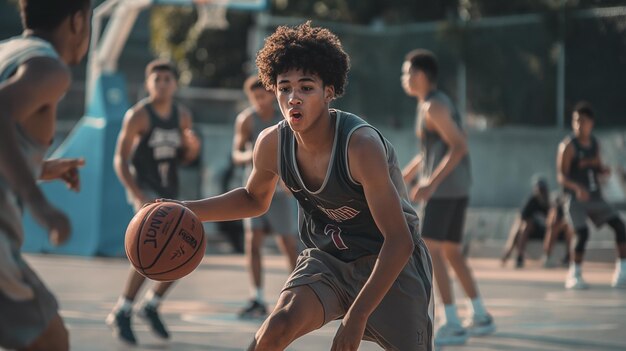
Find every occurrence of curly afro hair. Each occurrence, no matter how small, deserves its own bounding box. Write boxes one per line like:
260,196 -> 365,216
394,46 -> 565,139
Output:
255,21 -> 350,98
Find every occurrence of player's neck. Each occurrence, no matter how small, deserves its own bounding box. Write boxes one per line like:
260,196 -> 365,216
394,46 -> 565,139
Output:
24,29 -> 71,65
575,133 -> 592,145
417,86 -> 436,102
294,109 -> 335,153
256,105 -> 275,121
148,98 -> 174,118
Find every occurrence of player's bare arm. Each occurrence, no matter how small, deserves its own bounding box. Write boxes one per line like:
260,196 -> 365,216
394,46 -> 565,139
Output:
331,127 -> 415,351
557,140 -> 589,201
185,126 -> 279,222
402,153 -> 422,184
231,110 -> 254,165
178,105 -> 200,164
412,100 -> 468,201
114,105 -> 150,204
0,57 -> 73,245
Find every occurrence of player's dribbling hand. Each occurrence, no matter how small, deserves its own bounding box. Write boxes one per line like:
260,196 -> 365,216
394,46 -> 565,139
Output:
331,317 -> 366,351
40,158 -> 86,192
30,200 -> 71,246
154,198 -> 187,207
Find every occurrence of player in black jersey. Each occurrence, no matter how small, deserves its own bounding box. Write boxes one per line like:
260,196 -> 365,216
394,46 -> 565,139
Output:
164,22 -> 433,350
501,178 -> 572,268
557,102 -> 626,289
107,59 -> 199,344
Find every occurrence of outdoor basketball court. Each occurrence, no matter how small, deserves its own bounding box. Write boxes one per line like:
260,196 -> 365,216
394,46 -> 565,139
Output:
26,251 -> 626,351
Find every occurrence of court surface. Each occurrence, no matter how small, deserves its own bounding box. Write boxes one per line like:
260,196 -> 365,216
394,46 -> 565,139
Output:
25,251 -> 626,351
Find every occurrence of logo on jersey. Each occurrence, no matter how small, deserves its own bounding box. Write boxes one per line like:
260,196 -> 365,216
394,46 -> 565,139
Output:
317,205 -> 360,222
149,128 -> 181,160
324,224 -> 348,250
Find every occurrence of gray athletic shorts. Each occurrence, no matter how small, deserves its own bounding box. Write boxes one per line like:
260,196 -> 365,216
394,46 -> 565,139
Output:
0,229 -> 59,349
421,197 -> 468,243
245,191 -> 297,236
565,194 -> 619,230
282,239 -> 434,351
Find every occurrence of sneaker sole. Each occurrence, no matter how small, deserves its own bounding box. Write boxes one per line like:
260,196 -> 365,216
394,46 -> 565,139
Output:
434,336 -> 468,346
468,324 -> 496,336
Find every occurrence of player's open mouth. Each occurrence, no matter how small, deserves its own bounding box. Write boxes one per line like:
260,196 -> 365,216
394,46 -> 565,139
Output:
289,110 -> 303,120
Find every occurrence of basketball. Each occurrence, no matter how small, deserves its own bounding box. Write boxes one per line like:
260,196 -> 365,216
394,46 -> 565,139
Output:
124,202 -> 206,282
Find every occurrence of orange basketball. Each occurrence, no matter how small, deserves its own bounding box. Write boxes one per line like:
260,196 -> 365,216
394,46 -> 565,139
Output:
124,202 -> 206,282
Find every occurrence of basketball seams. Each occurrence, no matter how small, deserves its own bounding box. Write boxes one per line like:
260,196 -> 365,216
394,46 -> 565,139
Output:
133,204 -> 160,276
142,207 -> 186,270
147,221 -> 205,278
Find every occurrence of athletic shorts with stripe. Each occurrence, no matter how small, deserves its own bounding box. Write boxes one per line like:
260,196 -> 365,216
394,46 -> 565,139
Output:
283,238 -> 434,351
0,229 -> 58,349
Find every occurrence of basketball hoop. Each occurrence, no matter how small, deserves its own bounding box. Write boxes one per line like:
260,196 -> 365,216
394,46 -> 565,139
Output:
194,0 -> 230,30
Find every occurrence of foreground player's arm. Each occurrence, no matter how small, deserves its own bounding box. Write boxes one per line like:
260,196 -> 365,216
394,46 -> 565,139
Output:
231,111 -> 254,165
114,107 -> 149,202
184,126 -> 279,222
557,140 -> 589,201
419,101 -> 467,192
0,57 -> 72,244
331,128 -> 414,350
40,158 -> 86,191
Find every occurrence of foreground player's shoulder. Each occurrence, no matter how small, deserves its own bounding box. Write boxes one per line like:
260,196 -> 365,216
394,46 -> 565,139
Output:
17,56 -> 71,94
253,124 -> 280,173
348,127 -> 387,182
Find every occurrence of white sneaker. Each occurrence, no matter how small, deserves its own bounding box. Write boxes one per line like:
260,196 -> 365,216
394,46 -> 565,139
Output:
565,274 -> 589,290
434,322 -> 468,346
611,270 -> 626,289
464,313 -> 496,336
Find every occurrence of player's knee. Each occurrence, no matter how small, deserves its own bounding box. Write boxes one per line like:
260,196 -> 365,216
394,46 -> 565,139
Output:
574,227 -> 589,253
607,217 -> 626,243
255,310 -> 297,348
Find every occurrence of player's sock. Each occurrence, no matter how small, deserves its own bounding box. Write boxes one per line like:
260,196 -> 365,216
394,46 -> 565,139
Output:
253,287 -> 264,303
618,259 -> 626,272
443,304 -> 461,325
469,297 -> 488,317
569,262 -> 582,276
144,290 -> 162,308
114,297 -> 134,313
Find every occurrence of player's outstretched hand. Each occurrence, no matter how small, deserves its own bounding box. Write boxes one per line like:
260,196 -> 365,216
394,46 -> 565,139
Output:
40,158 -> 86,192
331,317 -> 366,351
30,200 -> 71,246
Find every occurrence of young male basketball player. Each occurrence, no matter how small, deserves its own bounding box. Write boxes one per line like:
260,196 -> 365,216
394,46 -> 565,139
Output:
107,59 -> 199,344
232,76 -> 298,318
0,0 -> 91,349
401,49 -> 495,346
501,178 -> 572,268
166,22 -> 433,350
557,102 -> 626,289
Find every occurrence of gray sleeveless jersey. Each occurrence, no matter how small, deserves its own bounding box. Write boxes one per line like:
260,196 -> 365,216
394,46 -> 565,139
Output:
0,36 -> 59,244
278,110 -> 420,262
417,90 -> 471,198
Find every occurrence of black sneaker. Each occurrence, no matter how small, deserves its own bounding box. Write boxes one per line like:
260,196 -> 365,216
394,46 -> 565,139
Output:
238,299 -> 268,319
515,255 -> 525,268
138,304 -> 170,339
106,309 -> 137,345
